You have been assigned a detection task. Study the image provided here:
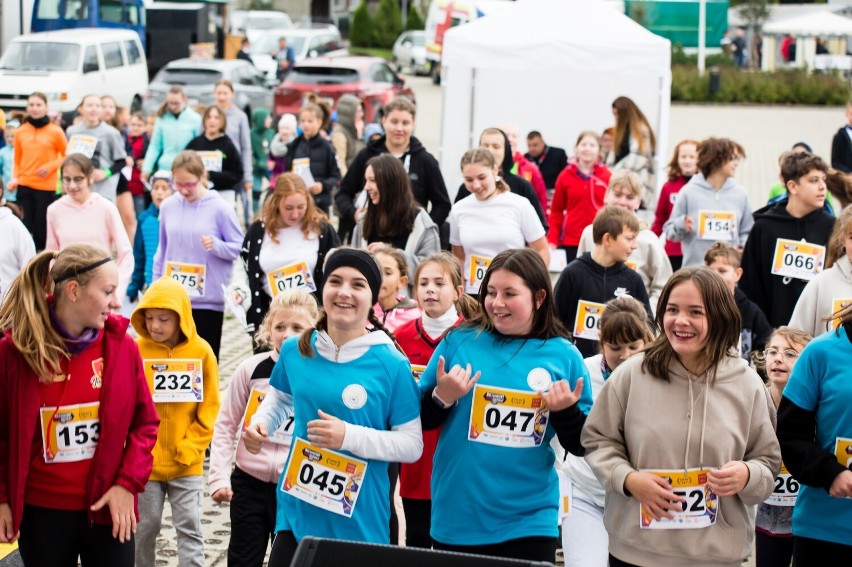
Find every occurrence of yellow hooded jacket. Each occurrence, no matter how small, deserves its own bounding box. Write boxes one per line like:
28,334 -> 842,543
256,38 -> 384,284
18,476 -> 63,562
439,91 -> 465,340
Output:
131,277 -> 220,481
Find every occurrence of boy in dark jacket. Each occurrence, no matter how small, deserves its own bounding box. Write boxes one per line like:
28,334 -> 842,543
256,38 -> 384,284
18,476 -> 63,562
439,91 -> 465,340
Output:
830,101 -> 852,174
740,153 -> 835,327
554,205 -> 652,358
285,103 -> 340,214
705,242 -> 771,361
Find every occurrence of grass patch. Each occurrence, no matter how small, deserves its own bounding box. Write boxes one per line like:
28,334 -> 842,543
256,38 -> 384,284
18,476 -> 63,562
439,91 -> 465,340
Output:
348,47 -> 393,61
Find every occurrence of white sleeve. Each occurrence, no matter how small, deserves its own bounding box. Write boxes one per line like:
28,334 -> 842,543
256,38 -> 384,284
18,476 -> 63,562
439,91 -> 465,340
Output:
448,208 -> 461,246
250,386 -> 294,433
518,199 -> 546,243
339,417 -> 423,463
576,225 -> 593,256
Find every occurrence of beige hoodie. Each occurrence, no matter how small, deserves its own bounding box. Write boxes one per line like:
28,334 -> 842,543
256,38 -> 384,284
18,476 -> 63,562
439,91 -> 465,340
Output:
582,351 -> 780,567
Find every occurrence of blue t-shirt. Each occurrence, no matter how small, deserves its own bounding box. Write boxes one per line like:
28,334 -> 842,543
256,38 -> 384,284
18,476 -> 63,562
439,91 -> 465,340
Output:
783,325 -> 852,546
271,333 -> 420,544
419,327 -> 592,545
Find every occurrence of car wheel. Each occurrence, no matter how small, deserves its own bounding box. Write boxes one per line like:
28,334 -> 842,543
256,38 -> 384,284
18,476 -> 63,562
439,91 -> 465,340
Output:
431,62 -> 441,85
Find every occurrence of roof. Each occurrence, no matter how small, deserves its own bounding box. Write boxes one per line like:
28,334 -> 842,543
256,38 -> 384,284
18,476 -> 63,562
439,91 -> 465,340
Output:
11,27 -> 141,42
762,11 -> 852,36
294,56 -> 384,71
163,58 -> 254,70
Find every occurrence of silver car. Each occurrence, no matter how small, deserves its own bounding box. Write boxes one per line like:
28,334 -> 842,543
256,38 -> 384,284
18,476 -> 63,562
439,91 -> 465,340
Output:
392,30 -> 427,75
142,58 -> 273,119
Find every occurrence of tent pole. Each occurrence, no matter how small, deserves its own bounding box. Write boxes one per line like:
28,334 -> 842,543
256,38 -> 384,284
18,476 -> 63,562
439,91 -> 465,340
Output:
698,0 -> 706,76
469,68 -> 476,149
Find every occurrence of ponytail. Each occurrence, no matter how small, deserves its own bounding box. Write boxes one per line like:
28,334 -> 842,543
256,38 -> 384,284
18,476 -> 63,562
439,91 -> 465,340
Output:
367,310 -> 406,356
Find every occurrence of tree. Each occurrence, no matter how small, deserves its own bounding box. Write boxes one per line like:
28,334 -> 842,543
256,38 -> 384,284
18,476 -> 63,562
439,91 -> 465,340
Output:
349,1 -> 375,48
374,0 -> 403,48
406,4 -> 425,31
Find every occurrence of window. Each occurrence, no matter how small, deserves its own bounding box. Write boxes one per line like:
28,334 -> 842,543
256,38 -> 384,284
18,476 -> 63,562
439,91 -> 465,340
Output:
0,42 -> 80,72
99,0 -> 124,24
63,0 -> 88,20
36,0 -> 60,19
102,42 -> 124,69
372,64 -> 397,84
124,40 -> 142,65
83,45 -> 100,73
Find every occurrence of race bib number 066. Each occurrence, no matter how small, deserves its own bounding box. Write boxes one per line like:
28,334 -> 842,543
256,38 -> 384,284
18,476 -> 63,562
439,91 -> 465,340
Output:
468,384 -> 548,448
771,239 -> 825,281
281,438 -> 368,518
574,300 -> 606,341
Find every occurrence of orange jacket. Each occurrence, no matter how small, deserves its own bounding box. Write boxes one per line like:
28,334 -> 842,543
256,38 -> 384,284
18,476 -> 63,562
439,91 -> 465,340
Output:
14,121 -> 67,191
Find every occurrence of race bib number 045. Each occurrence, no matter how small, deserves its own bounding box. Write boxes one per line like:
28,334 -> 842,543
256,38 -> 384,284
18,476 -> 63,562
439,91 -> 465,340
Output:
40,402 -> 101,463
640,468 -> 717,530
697,211 -> 736,241
468,384 -> 549,448
771,239 -> 825,281
144,359 -> 204,403
281,438 -> 368,518
165,262 -> 206,297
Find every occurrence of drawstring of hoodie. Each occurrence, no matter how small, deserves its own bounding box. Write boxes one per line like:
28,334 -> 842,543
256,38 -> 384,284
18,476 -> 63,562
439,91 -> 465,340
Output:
684,373 -> 709,473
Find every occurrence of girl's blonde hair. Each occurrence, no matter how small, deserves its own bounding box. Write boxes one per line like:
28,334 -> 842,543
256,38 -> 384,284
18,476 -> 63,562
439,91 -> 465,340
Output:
0,244 -> 113,381
826,205 -> 852,269
412,252 -> 480,320
666,139 -> 699,180
608,170 -> 644,202
755,326 -> 812,373
171,150 -> 208,186
254,290 -> 319,350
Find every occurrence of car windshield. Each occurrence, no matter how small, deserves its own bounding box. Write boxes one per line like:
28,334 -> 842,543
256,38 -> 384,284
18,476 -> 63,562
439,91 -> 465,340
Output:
155,67 -> 223,85
288,66 -> 359,85
248,17 -> 292,30
252,35 -> 306,55
0,42 -> 80,71
411,34 -> 425,47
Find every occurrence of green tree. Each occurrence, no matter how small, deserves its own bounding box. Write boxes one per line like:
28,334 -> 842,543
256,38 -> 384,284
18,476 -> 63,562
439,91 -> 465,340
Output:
349,1 -> 375,48
405,4 -> 425,31
374,0 -> 403,48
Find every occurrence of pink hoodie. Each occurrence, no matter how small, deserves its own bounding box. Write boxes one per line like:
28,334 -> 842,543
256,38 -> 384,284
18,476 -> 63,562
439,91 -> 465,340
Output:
208,350 -> 292,493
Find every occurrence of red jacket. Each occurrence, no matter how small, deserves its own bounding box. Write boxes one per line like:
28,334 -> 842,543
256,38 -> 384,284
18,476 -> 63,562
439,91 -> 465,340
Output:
0,315 -> 159,534
547,161 -> 610,247
513,152 -> 548,212
651,176 -> 688,258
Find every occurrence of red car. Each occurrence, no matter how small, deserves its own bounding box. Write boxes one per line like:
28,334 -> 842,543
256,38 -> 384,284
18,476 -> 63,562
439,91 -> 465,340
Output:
274,56 -> 415,123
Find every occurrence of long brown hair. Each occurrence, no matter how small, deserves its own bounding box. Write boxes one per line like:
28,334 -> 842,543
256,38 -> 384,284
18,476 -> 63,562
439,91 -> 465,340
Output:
0,244 -> 112,381
262,173 -> 326,243
362,154 -> 419,241
642,267 -> 741,383
463,248 -> 569,340
826,205 -> 852,269
413,252 -> 480,320
611,96 -> 656,156
666,139 -> 699,180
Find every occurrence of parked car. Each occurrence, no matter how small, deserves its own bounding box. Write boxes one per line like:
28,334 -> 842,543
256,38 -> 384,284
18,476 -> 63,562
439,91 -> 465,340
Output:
392,30 -> 428,75
250,27 -> 346,81
274,56 -> 415,123
0,28 -> 148,123
143,58 -> 272,120
230,9 -> 294,43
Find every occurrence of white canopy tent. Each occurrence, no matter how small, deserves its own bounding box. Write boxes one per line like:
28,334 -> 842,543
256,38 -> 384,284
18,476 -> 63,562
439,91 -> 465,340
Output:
762,11 -> 852,37
761,11 -> 852,71
439,0 -> 671,202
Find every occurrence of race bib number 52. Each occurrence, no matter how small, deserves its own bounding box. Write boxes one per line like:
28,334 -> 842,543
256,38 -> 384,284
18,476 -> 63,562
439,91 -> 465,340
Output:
640,468 -> 717,530
281,438 -> 368,517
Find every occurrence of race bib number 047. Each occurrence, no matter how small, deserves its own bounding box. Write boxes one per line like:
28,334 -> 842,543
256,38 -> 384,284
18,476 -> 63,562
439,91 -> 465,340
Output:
468,384 -> 549,448
144,359 -> 204,403
281,438 -> 368,518
640,468 -> 717,530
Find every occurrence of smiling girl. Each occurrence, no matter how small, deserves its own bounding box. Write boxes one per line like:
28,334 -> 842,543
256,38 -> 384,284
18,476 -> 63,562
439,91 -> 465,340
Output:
152,150 -> 243,358
450,149 -> 548,295
419,248 -> 591,562
283,103 -> 340,214
186,105 -> 244,203
583,267 -> 781,567
46,155 -> 134,306
239,173 -> 339,346
243,248 -> 423,565
652,140 -> 699,271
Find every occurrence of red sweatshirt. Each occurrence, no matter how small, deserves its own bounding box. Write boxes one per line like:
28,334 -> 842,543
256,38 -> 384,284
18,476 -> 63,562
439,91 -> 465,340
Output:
0,315 -> 159,534
651,176 -> 689,258
548,161 -> 610,247
513,152 -> 548,212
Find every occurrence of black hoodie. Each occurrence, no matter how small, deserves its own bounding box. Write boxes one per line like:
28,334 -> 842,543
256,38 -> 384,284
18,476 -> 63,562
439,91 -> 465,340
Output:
554,252 -> 652,359
454,129 -> 548,231
739,199 -> 835,328
734,286 -> 771,359
333,134 -> 451,242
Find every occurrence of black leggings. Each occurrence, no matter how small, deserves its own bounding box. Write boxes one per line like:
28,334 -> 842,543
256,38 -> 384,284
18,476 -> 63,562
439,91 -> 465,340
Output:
756,530 -> 793,567
191,308 -> 224,360
228,467 -> 278,567
268,530 -> 300,567
433,536 -> 558,563
18,504 -> 134,567
793,535 -> 852,566
401,497 -> 432,549
17,185 -> 57,251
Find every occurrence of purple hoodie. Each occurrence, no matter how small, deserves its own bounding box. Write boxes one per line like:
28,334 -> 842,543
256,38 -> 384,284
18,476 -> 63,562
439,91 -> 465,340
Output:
153,190 -> 243,311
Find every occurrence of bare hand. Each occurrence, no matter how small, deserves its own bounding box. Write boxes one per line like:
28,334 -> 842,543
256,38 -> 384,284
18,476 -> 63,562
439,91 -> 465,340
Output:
829,469 -> 852,498
707,461 -> 749,497
307,409 -> 345,449
90,484 -> 136,542
36,166 -> 49,178
211,488 -> 234,503
244,181 -> 252,192
141,171 -> 150,184
434,356 -> 481,405
309,182 -> 322,195
684,215 -> 694,233
0,503 -> 17,544
200,235 -> 214,250
366,242 -> 389,253
243,422 -> 268,454
92,169 -> 107,183
540,378 -> 584,412
6,179 -> 18,191
125,156 -> 134,168
624,472 -> 685,521
355,207 -> 367,222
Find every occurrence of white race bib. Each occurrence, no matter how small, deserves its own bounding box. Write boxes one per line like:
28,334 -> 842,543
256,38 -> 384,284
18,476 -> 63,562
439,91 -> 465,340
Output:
468,384 -> 549,448
267,261 -> 317,296
697,211 -> 736,241
40,402 -> 100,463
144,359 -> 204,403
165,262 -> 206,297
573,300 -> 606,341
771,239 -> 825,281
640,468 -> 717,530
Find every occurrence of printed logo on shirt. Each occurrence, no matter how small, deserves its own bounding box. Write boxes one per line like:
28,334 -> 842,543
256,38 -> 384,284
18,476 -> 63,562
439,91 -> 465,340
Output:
342,384 -> 368,409
613,287 -> 630,297
90,357 -> 104,389
526,368 -> 552,392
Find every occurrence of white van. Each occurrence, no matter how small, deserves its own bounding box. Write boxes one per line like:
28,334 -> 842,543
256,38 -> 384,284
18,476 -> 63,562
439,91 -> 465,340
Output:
0,28 -> 148,121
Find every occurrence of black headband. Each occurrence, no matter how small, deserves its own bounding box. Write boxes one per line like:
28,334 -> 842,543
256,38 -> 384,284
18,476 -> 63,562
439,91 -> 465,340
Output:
53,257 -> 113,283
322,249 -> 382,304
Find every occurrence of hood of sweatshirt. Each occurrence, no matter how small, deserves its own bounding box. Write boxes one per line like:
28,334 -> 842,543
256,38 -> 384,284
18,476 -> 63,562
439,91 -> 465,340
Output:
752,198 -> 836,244
366,133 -> 427,157
131,269 -> 198,345
251,108 -> 270,132
335,94 -> 361,132
314,329 -> 396,363
55,193 -> 103,211
0,207 -> 13,222
687,172 -> 741,195
576,251 -> 631,278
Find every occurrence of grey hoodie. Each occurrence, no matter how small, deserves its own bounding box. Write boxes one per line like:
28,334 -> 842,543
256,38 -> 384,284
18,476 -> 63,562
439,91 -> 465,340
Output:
663,173 -> 753,267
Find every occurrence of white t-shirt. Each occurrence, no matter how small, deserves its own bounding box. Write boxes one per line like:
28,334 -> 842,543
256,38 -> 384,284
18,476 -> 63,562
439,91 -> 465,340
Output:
449,191 -> 545,293
258,225 -> 320,297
